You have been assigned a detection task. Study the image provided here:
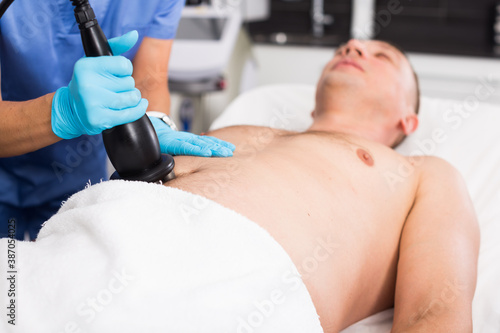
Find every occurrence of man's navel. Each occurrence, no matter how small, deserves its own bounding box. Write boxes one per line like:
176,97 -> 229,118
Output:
356,148 -> 374,167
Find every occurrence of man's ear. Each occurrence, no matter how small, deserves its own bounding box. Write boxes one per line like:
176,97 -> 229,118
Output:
311,110 -> 316,118
400,113 -> 419,135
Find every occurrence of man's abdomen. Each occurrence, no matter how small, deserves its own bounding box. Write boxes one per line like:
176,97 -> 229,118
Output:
165,130 -> 418,331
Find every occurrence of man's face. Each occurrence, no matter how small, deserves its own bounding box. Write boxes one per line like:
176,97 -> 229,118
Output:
315,39 -> 418,144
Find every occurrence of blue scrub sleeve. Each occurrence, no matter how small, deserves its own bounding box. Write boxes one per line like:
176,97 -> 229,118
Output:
147,0 -> 185,40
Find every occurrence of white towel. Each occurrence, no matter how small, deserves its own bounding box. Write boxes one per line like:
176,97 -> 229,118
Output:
0,180 -> 323,333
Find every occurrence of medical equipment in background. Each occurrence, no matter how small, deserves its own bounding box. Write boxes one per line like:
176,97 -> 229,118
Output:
351,0 -> 376,40
311,0 -> 334,38
186,0 -> 205,5
168,3 -> 241,131
168,0 -> 269,132
0,0 -> 175,183
494,3 -> 500,55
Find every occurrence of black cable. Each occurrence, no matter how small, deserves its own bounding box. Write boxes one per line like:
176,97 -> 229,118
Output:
71,0 -> 87,6
0,0 -> 15,19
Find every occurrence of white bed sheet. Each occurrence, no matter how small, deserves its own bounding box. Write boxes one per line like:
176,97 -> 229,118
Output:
211,84 -> 500,333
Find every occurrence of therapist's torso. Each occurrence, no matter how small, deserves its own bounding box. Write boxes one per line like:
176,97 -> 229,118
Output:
0,0 -> 183,209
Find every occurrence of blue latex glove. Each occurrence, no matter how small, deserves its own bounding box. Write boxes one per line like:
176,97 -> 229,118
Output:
51,31 -> 147,139
149,117 -> 235,157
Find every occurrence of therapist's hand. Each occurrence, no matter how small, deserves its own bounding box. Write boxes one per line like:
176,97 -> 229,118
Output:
51,31 -> 146,139
149,117 -> 235,157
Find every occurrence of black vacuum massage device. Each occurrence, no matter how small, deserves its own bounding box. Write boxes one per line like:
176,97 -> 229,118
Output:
0,0 -> 175,183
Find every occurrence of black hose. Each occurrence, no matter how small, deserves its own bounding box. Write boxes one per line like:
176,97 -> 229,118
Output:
71,0 -> 87,6
0,0 -> 14,19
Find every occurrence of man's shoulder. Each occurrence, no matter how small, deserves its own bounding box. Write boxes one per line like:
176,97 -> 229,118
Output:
407,155 -> 466,192
406,155 -> 459,174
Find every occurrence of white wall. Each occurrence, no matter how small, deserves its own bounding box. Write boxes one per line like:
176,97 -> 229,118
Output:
253,44 -> 335,87
409,53 -> 500,104
253,44 -> 500,105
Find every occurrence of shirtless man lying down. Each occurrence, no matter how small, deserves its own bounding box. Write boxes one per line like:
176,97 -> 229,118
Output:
165,39 -> 480,333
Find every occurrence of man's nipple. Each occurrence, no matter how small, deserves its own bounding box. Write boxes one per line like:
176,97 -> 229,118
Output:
356,148 -> 374,167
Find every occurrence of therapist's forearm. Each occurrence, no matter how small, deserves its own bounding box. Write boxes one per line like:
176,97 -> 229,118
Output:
140,81 -> 171,115
0,93 -> 61,157
132,37 -> 173,115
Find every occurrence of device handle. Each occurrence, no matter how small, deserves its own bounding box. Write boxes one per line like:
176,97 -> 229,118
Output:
72,0 -> 174,182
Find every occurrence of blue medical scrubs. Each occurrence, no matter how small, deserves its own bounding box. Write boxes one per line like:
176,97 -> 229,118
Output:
0,0 -> 184,239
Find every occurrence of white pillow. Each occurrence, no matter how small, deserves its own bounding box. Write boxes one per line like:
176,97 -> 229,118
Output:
211,84 -> 500,332
210,84 -> 315,132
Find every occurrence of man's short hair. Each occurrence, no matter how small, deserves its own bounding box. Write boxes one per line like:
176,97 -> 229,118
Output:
379,41 -> 420,148
381,40 -> 420,115
413,71 -> 421,115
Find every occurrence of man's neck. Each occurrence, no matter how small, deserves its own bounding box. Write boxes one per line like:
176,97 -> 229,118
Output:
307,113 -> 382,144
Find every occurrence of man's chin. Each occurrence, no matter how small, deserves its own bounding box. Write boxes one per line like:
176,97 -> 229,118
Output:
319,75 -> 366,94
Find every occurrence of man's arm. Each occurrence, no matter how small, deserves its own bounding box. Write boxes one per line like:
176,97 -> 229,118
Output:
391,157 -> 480,333
132,37 -> 173,115
0,93 -> 61,157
